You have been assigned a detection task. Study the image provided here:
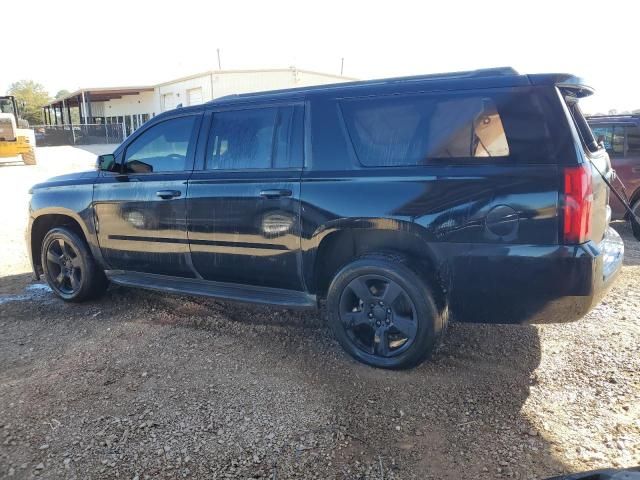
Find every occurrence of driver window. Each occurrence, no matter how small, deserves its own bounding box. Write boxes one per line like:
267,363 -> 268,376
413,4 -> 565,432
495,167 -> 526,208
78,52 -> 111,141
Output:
124,116 -> 196,173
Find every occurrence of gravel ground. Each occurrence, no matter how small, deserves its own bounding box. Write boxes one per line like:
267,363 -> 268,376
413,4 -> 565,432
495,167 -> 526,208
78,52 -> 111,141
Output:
0,147 -> 639,479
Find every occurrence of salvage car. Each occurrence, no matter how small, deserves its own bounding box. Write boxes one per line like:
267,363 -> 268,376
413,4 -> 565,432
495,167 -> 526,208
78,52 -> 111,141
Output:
587,114 -> 640,236
26,67 -> 624,368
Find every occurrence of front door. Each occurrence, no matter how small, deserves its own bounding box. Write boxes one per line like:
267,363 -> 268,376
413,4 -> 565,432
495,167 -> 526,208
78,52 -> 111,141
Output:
187,104 -> 305,290
94,112 -> 202,277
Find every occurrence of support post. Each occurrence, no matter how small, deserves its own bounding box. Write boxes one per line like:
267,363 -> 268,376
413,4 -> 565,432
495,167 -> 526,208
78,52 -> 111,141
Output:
81,91 -> 87,124
86,91 -> 93,124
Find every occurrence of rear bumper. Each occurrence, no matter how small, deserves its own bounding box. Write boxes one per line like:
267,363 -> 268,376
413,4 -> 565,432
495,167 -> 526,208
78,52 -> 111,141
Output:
448,227 -> 624,324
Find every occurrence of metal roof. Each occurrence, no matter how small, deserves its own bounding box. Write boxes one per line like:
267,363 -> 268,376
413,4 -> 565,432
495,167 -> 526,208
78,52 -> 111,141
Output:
154,67 -> 357,87
45,86 -> 154,107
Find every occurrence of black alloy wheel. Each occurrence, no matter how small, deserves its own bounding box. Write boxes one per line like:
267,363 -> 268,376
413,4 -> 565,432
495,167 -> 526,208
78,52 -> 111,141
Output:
339,274 -> 418,358
45,237 -> 83,295
327,254 -> 444,369
41,227 -> 108,302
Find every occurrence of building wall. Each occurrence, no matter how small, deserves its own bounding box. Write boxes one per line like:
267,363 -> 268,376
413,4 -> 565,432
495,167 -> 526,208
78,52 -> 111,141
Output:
102,91 -> 155,117
154,69 -> 352,113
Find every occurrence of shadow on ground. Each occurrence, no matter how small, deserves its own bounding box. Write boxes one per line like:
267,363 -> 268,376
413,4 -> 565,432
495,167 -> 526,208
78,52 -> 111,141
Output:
0,273 -> 569,479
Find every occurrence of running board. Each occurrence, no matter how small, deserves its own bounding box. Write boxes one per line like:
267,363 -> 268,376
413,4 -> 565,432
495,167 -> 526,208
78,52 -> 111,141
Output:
105,270 -> 317,309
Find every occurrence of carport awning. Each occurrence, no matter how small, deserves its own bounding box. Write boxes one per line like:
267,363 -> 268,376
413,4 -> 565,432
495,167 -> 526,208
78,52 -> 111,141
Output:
44,86 -> 154,108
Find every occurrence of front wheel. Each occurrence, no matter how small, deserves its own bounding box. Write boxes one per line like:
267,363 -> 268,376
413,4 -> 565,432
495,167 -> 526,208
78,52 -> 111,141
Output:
326,254 -> 445,369
631,199 -> 640,239
41,227 -> 107,302
22,149 -> 36,165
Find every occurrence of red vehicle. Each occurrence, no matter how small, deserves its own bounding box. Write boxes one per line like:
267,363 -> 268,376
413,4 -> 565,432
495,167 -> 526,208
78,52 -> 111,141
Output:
587,115 -> 640,227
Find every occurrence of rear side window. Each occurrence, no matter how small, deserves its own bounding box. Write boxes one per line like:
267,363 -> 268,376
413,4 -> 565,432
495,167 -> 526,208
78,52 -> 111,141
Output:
627,125 -> 640,154
206,106 -> 303,170
340,90 -> 557,166
591,124 -> 625,155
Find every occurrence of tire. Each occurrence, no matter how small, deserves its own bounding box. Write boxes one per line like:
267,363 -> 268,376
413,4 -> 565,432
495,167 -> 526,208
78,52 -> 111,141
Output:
22,149 -> 36,165
41,227 -> 108,302
631,199 -> 640,239
326,253 -> 445,369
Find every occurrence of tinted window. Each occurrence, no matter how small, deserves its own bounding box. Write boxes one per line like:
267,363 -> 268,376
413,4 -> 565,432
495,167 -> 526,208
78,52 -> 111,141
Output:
627,125 -> 640,154
341,94 -> 515,167
591,124 -> 626,155
206,106 -> 302,170
613,125 -> 625,154
591,125 -> 613,151
124,116 -> 196,173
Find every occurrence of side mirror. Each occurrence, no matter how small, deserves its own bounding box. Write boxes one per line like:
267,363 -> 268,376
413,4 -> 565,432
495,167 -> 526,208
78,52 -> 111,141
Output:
96,154 -> 116,172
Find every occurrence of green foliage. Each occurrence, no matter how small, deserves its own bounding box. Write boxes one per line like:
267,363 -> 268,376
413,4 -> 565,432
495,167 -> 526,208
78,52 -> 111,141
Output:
7,80 -> 51,126
55,89 -> 71,99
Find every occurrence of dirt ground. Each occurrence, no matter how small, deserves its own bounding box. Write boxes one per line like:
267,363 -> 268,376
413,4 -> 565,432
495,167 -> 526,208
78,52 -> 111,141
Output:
0,147 -> 639,479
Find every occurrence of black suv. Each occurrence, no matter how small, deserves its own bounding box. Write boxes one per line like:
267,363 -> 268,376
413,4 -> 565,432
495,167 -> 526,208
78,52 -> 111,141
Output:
27,68 -> 624,369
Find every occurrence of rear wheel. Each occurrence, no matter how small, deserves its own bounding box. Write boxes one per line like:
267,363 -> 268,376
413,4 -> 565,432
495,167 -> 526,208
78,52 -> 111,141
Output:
22,149 -> 36,165
326,254 -> 444,369
41,227 -> 107,302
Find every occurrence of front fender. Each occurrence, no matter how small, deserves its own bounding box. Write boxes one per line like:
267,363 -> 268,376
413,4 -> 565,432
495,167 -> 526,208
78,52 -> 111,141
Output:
28,181 -> 104,275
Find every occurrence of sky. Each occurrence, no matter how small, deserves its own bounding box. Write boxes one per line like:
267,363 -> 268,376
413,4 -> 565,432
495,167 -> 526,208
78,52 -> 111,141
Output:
3,0 -> 639,114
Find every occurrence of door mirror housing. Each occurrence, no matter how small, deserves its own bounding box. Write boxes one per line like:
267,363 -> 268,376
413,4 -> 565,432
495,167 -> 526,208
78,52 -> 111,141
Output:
96,154 -> 116,172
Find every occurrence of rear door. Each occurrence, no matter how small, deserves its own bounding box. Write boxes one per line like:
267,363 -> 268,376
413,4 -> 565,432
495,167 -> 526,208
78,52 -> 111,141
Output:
93,112 -> 202,277
186,103 -> 305,290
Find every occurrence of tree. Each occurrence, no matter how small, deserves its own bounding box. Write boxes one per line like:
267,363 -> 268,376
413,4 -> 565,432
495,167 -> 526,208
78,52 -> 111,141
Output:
55,89 -> 70,99
6,80 -> 50,126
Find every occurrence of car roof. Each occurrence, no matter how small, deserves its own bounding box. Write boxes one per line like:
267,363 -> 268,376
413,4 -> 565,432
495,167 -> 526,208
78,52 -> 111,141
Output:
586,114 -> 640,125
203,68 -> 592,107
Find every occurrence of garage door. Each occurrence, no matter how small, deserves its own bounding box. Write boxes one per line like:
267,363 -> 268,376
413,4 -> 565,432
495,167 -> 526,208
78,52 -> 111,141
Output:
187,88 -> 203,106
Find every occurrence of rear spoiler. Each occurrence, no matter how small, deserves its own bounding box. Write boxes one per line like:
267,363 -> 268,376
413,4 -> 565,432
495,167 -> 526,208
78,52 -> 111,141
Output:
528,74 -> 595,98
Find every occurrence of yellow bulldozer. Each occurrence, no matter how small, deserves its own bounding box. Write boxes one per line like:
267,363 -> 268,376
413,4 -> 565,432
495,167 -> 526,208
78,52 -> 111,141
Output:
0,95 -> 36,165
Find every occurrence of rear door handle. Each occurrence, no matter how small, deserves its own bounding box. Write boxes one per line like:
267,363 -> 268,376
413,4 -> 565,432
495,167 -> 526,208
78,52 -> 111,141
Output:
156,189 -> 181,199
259,189 -> 292,198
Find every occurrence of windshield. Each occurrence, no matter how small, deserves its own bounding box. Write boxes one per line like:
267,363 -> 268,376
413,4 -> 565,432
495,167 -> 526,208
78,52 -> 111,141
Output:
0,98 -> 16,115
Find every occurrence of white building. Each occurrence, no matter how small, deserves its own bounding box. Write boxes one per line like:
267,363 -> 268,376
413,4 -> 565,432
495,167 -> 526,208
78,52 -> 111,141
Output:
43,68 -> 355,136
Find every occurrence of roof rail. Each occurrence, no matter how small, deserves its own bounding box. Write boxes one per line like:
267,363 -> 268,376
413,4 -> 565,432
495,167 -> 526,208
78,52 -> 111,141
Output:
206,67 -> 520,104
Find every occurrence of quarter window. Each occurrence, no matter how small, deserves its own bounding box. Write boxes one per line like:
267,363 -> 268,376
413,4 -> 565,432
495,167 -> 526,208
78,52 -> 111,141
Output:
123,116 -> 196,173
340,95 -> 510,167
206,106 -> 302,170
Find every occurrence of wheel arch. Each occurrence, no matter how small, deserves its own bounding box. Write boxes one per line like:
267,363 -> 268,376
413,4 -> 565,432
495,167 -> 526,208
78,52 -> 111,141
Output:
306,218 -> 446,305
30,209 -> 93,276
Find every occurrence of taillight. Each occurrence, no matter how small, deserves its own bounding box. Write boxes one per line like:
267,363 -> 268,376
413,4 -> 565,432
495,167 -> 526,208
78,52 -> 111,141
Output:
563,165 -> 593,244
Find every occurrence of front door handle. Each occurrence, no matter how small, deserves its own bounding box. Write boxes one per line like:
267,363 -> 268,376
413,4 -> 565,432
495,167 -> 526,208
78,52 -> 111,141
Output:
156,189 -> 181,199
259,189 -> 292,198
